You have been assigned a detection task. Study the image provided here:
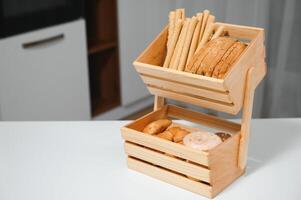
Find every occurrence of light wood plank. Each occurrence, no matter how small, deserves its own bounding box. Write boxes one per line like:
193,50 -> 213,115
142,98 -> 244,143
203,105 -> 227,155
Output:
134,62 -> 226,92
208,133 -> 243,196
127,157 -> 213,198
125,142 -> 211,182
238,67 -> 255,170
167,105 -> 241,132
141,75 -> 232,103
135,27 -> 168,66
154,96 -> 165,111
147,87 -> 239,114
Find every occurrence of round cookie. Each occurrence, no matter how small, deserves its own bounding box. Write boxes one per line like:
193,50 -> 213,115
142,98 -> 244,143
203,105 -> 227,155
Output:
183,131 -> 222,151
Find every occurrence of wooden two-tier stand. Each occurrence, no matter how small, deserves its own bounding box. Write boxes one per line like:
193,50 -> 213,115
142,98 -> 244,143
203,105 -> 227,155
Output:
121,23 -> 266,198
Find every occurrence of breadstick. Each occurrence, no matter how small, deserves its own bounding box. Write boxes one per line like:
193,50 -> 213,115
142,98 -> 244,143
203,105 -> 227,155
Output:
170,18 -> 190,70
206,15 -> 215,30
186,13 -> 202,68
178,17 -> 197,71
163,20 -> 183,68
204,15 -> 215,39
211,25 -> 224,40
180,8 -> 185,20
196,22 -> 215,52
175,8 -> 184,22
199,10 -> 210,43
167,11 -> 176,48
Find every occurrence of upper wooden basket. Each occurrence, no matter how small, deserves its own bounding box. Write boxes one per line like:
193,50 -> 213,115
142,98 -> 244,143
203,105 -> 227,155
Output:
133,23 -> 267,115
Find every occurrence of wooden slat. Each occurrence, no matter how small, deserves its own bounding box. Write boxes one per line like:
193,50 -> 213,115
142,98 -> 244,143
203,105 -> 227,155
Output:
147,87 -> 239,114
135,26 -> 168,66
253,59 -> 267,89
154,96 -> 165,111
125,142 -> 211,182
121,127 -> 209,166
141,75 -> 233,103
167,105 -> 241,132
127,157 -> 213,198
134,62 -> 226,92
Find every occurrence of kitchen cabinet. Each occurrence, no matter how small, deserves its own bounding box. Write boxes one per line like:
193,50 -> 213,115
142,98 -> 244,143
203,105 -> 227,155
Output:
0,20 -> 90,120
85,0 -> 121,117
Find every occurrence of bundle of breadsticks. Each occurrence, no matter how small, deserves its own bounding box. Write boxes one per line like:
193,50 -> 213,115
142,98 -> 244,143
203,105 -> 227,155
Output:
163,8 -> 247,79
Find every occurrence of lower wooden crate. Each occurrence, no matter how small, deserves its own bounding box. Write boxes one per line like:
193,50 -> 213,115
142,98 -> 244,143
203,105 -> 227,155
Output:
121,105 -> 244,198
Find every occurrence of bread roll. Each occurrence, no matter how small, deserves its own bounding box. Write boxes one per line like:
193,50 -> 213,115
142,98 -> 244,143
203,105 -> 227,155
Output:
168,127 -> 190,143
142,119 -> 172,135
156,130 -> 174,141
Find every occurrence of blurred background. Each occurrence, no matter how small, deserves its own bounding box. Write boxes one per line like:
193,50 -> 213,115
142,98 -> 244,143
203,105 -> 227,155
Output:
0,0 -> 300,121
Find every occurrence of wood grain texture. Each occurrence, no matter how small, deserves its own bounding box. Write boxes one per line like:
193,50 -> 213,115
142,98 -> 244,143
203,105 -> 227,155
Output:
209,133 -> 244,196
127,157 -> 213,198
153,96 -> 165,111
125,142 -> 211,182
141,75 -> 232,103
238,67 -> 255,170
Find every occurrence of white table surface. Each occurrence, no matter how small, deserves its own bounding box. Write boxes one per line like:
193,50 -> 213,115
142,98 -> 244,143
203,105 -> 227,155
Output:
0,119 -> 300,200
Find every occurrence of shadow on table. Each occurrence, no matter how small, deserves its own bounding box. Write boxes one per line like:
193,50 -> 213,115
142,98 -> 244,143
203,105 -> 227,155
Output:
245,119 -> 301,176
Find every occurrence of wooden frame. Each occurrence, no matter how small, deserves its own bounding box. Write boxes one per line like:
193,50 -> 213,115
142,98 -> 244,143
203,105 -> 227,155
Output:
121,22 -> 266,198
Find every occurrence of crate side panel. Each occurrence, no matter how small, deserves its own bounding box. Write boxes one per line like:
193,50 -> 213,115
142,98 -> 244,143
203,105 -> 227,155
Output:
127,157 -> 213,198
167,105 -> 241,133
148,87 -> 237,114
135,27 -> 168,66
141,74 -> 232,103
125,142 -> 211,182
208,133 -> 244,196
134,63 -> 226,92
